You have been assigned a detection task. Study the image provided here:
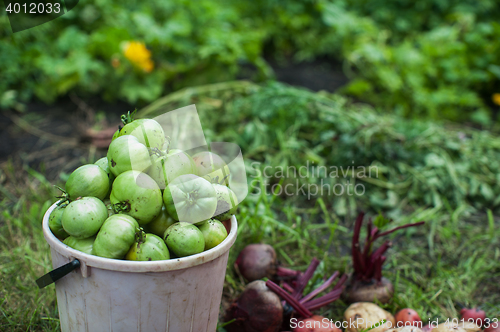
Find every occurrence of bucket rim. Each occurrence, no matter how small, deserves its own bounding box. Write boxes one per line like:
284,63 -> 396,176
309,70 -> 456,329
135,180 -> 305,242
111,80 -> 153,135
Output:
43,201 -> 238,273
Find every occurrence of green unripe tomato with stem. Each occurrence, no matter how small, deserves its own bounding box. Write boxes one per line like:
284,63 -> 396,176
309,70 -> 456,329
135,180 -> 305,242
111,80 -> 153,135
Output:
192,151 -> 230,186
49,201 -> 70,240
197,219 -> 228,250
107,135 -> 151,177
65,164 -> 110,200
61,197 -> 108,239
63,235 -> 96,255
126,229 -> 170,261
163,222 -> 205,257
147,149 -> 197,189
119,111 -> 165,150
212,184 -> 238,221
163,174 -> 217,223
110,171 -> 163,225
92,214 -> 139,259
94,157 -> 115,197
143,206 -> 177,237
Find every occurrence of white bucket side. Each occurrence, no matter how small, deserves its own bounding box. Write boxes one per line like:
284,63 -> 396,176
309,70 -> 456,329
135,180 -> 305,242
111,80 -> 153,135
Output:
43,203 -> 238,332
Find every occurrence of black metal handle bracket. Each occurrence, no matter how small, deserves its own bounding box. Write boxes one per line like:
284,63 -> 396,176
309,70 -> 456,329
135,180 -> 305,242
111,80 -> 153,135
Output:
36,259 -> 80,289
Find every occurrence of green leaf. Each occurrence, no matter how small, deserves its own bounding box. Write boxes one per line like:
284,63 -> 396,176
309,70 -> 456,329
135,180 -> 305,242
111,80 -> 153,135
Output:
373,213 -> 391,229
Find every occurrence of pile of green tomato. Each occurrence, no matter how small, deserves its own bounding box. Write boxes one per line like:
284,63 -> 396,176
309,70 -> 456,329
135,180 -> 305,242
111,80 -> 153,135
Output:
48,112 -> 237,261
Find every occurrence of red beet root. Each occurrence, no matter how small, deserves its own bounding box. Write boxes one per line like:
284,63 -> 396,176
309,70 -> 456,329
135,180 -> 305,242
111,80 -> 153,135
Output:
460,308 -> 486,327
484,322 -> 500,332
235,244 -> 299,282
395,309 -> 422,327
225,280 -> 283,332
344,277 -> 394,304
293,315 -> 342,332
347,212 -> 425,304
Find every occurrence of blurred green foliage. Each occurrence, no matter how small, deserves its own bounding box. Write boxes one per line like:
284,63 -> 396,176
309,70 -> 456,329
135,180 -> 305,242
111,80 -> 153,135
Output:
1,0 -> 500,122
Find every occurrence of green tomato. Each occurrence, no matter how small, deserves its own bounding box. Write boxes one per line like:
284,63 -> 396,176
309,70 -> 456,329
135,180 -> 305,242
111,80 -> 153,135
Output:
110,171 -> 162,225
126,231 -> 170,261
63,235 -> 96,255
94,157 -> 115,197
112,129 -> 120,141
163,222 -> 205,257
103,199 -> 116,217
92,214 -> 139,259
143,206 -> 177,237
146,154 -> 166,188
119,118 -> 165,150
197,219 -> 228,250
107,135 -> 151,177
49,202 -> 70,240
147,150 -> 197,188
65,164 -> 110,200
192,151 -> 230,186
212,184 -> 238,221
163,174 -> 217,223
164,148 -> 183,155
61,197 -> 108,238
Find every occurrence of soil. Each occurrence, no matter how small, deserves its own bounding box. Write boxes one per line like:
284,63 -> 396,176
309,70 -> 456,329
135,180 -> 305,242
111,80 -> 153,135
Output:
267,56 -> 349,93
0,95 -> 130,181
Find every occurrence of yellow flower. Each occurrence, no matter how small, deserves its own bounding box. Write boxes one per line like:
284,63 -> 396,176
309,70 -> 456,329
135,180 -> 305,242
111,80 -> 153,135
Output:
123,41 -> 154,73
493,93 -> 500,106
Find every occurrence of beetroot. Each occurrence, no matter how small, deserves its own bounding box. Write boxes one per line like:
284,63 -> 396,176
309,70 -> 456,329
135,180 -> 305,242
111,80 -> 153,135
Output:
225,280 -> 283,332
235,244 -> 300,282
484,322 -> 500,332
395,308 -> 422,327
460,308 -> 486,327
344,277 -> 394,304
293,315 -> 342,332
346,212 -> 425,304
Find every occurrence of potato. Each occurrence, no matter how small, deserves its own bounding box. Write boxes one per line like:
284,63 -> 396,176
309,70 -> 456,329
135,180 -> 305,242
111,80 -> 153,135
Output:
433,322 -> 481,332
344,302 -> 396,332
395,309 -> 422,327
385,327 -> 424,332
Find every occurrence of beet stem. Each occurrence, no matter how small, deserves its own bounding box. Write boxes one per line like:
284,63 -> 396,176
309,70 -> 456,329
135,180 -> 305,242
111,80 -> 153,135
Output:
299,271 -> 339,303
305,295 -> 341,312
303,288 -> 343,310
352,213 -> 425,281
332,274 -> 348,291
364,241 -> 392,279
266,280 -> 312,318
282,282 -> 295,293
363,219 -> 373,259
292,258 -> 320,299
373,256 -> 386,281
352,213 -> 365,270
374,221 -> 425,239
276,266 -> 301,277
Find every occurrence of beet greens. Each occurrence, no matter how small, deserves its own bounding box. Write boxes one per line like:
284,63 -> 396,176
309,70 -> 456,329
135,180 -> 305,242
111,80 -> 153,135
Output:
265,258 -> 347,318
352,212 -> 425,282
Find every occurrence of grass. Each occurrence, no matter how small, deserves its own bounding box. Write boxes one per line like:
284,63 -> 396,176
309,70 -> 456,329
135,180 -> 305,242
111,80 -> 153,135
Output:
1,81 -> 499,331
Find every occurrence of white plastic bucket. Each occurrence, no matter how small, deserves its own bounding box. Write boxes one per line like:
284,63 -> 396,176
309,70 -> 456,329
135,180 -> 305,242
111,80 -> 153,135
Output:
42,202 -> 238,332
